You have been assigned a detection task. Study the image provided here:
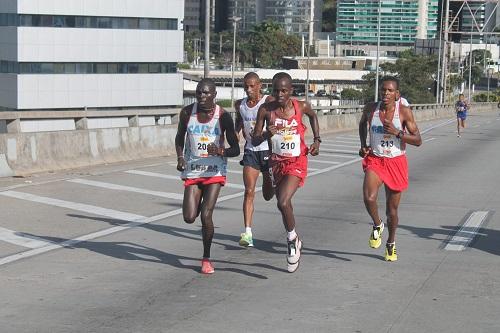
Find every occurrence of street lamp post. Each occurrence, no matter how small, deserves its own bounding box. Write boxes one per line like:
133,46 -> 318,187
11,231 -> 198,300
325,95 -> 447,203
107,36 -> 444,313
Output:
204,0 -> 210,78
374,0 -> 382,102
230,16 -> 241,108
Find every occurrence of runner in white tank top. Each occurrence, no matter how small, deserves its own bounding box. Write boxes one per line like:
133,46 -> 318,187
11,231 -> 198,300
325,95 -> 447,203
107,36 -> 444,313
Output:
234,72 -> 274,247
175,78 -> 240,274
359,76 -> 422,262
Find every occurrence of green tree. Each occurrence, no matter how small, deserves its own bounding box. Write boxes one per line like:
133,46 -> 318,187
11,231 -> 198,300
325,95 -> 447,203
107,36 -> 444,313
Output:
249,20 -> 301,68
473,92 -> 497,102
322,0 -> 337,32
362,50 -> 438,104
341,88 -> 363,100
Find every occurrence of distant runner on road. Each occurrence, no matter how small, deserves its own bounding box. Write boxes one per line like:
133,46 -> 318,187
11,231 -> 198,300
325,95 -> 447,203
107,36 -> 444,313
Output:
359,76 -> 422,261
175,78 -> 240,274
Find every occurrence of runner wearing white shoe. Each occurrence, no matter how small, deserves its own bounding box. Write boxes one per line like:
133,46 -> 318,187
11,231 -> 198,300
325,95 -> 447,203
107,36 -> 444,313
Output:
253,72 -> 321,272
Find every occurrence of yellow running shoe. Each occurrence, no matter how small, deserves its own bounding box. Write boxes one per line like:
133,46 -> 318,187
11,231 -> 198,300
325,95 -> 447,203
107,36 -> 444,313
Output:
369,222 -> 384,249
239,232 -> 254,247
385,243 -> 398,261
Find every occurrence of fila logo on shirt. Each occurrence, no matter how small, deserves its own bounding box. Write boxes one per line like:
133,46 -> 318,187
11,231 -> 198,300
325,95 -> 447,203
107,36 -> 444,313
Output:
274,118 -> 298,127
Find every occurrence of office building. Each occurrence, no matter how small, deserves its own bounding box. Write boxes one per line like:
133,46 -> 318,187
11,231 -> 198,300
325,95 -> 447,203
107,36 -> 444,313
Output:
0,0 -> 184,110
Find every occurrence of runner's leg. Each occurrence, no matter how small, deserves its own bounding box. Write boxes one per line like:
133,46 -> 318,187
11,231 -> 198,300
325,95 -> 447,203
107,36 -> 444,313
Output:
384,186 -> 402,243
243,166 -> 260,228
183,184 -> 203,224
199,183 -> 222,258
275,175 -> 301,232
262,170 -> 275,201
363,170 -> 384,226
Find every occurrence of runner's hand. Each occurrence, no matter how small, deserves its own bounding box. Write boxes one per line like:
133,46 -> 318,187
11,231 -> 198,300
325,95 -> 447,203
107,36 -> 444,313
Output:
207,143 -> 221,156
267,125 -> 278,136
176,157 -> 186,171
309,141 -> 320,156
359,147 -> 371,158
383,119 -> 398,135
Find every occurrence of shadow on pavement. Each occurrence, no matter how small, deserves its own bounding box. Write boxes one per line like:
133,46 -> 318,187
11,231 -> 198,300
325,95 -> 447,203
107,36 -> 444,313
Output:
399,222 -> 500,256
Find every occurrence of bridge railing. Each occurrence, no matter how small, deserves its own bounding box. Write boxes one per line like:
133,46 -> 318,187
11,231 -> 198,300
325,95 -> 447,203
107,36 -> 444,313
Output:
0,102 -> 494,134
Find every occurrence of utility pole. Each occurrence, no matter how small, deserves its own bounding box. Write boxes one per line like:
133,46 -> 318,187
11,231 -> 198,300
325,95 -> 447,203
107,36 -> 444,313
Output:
204,0 -> 210,78
230,16 -> 241,108
374,0 -> 382,102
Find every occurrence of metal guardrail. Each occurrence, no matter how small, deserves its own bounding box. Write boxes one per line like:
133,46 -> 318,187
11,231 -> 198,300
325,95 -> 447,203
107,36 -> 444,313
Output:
0,102 -> 494,134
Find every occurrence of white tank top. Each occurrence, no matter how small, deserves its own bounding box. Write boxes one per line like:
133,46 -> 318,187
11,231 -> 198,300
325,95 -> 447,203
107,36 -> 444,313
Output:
182,103 -> 227,179
369,102 -> 405,158
238,95 -> 269,151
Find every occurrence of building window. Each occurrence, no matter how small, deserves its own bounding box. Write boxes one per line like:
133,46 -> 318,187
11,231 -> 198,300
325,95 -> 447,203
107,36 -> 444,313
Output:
0,61 -> 177,74
0,13 -> 178,30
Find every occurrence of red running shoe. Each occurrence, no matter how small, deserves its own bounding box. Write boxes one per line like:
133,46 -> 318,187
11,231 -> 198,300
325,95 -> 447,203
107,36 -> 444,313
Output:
201,258 -> 215,274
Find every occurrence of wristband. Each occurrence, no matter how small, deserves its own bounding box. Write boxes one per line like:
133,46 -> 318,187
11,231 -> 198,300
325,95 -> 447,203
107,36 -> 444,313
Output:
313,136 -> 322,143
396,130 -> 404,139
177,155 -> 184,159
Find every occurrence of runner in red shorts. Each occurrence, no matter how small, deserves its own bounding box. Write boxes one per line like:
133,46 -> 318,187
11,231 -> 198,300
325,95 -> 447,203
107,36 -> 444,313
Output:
253,72 -> 321,273
175,78 -> 240,274
359,76 -> 422,261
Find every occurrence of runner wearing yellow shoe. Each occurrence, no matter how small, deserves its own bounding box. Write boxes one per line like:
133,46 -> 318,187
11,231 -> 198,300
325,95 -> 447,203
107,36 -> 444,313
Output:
359,76 -> 422,261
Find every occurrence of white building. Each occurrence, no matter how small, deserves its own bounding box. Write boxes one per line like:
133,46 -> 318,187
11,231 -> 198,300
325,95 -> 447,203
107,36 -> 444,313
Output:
0,0 -> 184,110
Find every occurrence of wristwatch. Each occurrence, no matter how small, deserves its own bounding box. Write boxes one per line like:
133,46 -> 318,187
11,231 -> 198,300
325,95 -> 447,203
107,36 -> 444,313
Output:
313,136 -> 322,143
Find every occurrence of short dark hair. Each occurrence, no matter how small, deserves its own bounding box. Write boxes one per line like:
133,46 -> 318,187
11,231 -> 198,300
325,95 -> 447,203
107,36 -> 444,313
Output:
380,76 -> 400,90
272,72 -> 292,84
243,72 -> 260,81
197,78 -> 216,92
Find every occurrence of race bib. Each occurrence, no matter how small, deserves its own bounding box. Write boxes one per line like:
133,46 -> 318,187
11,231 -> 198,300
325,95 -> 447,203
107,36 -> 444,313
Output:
271,133 -> 301,157
190,135 -> 212,157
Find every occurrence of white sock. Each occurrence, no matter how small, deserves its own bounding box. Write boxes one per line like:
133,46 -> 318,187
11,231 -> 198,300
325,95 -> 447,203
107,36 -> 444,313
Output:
245,227 -> 252,235
287,229 -> 297,241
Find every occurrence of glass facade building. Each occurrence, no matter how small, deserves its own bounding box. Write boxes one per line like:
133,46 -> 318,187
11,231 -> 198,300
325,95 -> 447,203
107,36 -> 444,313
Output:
336,0 -> 439,46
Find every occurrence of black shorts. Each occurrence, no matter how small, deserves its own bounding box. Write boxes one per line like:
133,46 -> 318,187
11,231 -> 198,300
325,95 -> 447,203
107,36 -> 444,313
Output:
241,149 -> 270,172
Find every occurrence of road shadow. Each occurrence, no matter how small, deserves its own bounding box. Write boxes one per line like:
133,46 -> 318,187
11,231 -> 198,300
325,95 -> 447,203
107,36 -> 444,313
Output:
65,213 -> 383,263
399,218 -> 500,256
19,233 -> 282,279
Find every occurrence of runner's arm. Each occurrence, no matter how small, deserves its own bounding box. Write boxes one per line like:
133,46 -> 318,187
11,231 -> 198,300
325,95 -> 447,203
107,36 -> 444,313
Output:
251,104 -> 269,146
358,104 -> 371,157
234,100 -> 243,135
219,111 -> 240,157
301,101 -> 320,155
400,106 -> 422,147
174,107 -> 191,171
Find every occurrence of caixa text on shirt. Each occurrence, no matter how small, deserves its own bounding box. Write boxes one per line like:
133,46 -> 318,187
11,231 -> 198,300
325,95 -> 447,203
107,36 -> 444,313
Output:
190,164 -> 219,172
188,124 -> 220,135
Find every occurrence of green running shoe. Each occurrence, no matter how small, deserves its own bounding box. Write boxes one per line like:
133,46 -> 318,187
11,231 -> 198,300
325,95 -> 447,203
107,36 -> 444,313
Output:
239,232 -> 254,247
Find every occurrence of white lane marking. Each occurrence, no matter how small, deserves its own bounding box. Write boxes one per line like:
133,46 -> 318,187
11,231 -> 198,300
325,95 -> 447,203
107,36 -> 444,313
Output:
320,143 -> 359,148
423,137 -> 436,142
444,211 -> 489,251
0,189 -> 249,266
321,153 -> 358,159
421,119 -> 455,134
226,169 -> 243,174
308,159 -> 341,165
0,227 -> 53,249
68,178 -> 184,200
0,190 -> 145,221
124,170 -> 245,189
319,148 -> 358,155
472,124 -> 480,128
309,158 -> 362,176
326,139 -> 360,144
308,167 -> 319,171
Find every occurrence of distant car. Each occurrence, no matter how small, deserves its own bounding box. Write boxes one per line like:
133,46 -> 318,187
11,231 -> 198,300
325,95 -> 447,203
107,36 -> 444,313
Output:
293,89 -> 306,96
316,89 -> 327,97
330,92 -> 341,100
307,90 -> 315,97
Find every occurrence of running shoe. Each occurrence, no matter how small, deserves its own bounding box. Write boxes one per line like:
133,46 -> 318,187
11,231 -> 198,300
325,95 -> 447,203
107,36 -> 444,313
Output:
201,258 -> 215,274
287,236 -> 303,273
239,232 -> 254,247
385,243 -> 398,262
369,221 -> 384,249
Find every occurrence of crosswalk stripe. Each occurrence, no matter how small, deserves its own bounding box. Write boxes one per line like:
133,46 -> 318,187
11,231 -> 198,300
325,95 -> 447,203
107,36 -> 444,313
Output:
444,211 -> 489,251
0,227 -> 53,249
67,178 -> 184,200
320,143 -> 359,148
0,191 -> 145,222
124,170 -> 245,189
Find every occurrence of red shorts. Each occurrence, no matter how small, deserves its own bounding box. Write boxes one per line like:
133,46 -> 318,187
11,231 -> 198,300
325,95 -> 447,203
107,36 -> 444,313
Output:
362,154 -> 408,192
270,154 -> 308,187
183,176 -> 226,187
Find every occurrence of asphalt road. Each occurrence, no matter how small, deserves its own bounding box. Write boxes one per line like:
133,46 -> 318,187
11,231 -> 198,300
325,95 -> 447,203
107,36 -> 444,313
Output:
0,110 -> 499,333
